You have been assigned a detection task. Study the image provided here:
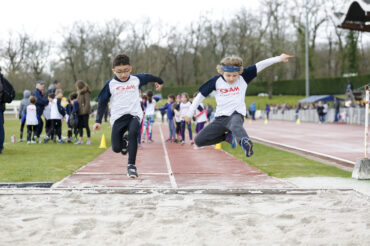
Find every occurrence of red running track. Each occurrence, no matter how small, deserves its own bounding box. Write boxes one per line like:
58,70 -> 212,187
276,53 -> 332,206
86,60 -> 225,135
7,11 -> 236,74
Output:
53,123 -> 294,189
245,120 -> 367,164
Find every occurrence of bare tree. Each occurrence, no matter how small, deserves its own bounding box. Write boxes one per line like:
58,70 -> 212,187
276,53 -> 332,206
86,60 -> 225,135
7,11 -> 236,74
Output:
26,39 -> 51,81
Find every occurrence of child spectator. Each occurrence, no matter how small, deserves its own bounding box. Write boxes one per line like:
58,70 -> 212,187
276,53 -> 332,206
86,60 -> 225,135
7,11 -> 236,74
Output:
69,92 -> 79,141
159,94 -> 176,142
25,96 -> 38,144
19,90 -> 31,141
173,95 -> 182,142
75,80 -> 92,145
175,92 -> 193,145
47,90 -> 66,143
193,92 -> 207,134
142,90 -> 156,143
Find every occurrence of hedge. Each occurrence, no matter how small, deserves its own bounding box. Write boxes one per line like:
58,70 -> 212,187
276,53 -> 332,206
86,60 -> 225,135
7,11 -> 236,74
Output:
13,74 -> 370,100
161,74 -> 370,98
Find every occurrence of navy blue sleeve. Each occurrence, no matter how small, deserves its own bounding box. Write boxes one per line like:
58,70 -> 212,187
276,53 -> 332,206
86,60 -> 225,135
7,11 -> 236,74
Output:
159,103 -> 168,112
96,80 -> 111,123
56,99 -> 66,116
197,105 -> 203,111
33,90 -> 49,107
241,65 -> 257,84
73,101 -> 79,114
199,76 -> 219,97
135,74 -> 164,88
175,103 -> 180,111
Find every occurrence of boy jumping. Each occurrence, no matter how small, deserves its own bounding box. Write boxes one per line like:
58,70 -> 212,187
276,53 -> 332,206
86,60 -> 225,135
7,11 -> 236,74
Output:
184,54 -> 292,157
93,54 -> 163,178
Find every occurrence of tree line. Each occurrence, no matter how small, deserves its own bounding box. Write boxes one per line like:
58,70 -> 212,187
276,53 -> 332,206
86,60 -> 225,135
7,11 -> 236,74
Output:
0,0 -> 367,95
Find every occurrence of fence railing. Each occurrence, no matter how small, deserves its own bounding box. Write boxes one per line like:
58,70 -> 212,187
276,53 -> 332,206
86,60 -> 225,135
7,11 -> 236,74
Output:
260,107 -> 365,125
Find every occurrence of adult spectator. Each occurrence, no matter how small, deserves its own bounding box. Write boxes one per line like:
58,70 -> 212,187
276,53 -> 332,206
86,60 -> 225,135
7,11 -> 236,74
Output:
0,67 -> 15,153
317,101 -> 324,123
33,81 -> 49,140
334,98 -> 340,122
0,69 -> 5,154
295,102 -> 301,121
323,101 -> 328,122
249,102 -> 256,120
48,80 -> 61,95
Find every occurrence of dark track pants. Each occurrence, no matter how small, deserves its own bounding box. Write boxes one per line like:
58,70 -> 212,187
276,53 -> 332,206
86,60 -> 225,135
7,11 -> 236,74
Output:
111,114 -> 141,165
194,112 -> 248,147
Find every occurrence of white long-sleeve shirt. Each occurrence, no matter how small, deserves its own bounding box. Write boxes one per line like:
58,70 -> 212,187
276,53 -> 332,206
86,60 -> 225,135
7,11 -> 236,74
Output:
186,56 -> 282,118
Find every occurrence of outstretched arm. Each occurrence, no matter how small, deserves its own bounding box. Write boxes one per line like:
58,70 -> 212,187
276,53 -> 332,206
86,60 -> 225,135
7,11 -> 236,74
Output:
242,53 -> 293,84
136,74 -> 164,92
256,53 -> 293,73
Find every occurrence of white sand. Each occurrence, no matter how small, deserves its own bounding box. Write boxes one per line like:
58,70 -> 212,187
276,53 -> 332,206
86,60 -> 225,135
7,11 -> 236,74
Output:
0,190 -> 369,246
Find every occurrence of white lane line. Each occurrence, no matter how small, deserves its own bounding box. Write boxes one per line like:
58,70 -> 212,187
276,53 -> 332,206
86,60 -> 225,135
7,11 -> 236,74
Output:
251,136 -> 355,165
75,172 -> 169,176
158,124 -> 178,189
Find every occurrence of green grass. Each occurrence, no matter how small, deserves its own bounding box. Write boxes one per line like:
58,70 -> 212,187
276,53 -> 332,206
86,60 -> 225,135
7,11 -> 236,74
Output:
1,114 -> 352,182
221,142 -> 351,178
0,119 -> 112,182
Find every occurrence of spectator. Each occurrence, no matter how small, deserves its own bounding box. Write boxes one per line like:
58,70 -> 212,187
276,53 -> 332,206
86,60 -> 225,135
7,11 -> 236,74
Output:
32,81 -> 49,141
346,80 -> 353,92
75,80 -> 92,145
249,102 -> 256,120
265,104 -> 270,120
206,104 -> 213,122
323,101 -> 328,122
295,102 -> 301,121
19,90 -> 31,141
334,98 -> 340,122
0,70 -> 6,153
317,101 -> 324,123
48,80 -> 61,95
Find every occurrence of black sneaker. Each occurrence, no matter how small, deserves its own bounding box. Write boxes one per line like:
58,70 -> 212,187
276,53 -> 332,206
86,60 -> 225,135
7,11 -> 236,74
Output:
127,164 -> 138,178
121,134 -> 128,155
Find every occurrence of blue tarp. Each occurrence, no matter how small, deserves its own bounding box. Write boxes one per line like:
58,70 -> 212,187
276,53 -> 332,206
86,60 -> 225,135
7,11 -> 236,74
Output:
298,95 -> 344,104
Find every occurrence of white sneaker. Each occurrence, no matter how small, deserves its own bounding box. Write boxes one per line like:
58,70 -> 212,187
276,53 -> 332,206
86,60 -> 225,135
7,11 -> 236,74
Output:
31,140 -> 36,144
27,141 -> 31,144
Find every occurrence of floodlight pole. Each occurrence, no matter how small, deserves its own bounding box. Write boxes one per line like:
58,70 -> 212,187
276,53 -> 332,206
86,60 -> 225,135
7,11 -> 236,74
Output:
364,86 -> 369,158
305,3 -> 310,97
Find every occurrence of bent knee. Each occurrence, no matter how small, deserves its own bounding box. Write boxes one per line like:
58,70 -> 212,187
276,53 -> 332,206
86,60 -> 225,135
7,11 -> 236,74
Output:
194,136 -> 204,147
112,145 -> 121,153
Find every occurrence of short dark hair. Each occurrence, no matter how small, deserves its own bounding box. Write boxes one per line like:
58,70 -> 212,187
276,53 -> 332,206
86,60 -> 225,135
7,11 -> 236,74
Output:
168,94 -> 175,100
54,80 -> 60,84
69,92 -> 78,101
48,93 -> 55,99
113,54 -> 130,68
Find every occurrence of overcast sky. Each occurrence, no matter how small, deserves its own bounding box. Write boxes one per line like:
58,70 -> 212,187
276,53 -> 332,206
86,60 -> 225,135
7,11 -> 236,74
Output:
1,0 -> 369,45
0,0 -> 260,40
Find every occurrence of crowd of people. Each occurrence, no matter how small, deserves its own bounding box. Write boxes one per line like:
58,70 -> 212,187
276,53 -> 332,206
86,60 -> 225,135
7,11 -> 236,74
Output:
18,79 -> 92,144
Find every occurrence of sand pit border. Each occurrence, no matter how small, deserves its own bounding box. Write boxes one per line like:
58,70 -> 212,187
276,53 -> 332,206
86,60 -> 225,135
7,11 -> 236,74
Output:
0,187 -> 367,198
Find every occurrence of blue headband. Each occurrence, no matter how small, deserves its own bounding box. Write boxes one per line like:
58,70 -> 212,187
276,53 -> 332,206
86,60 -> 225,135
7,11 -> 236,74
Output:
221,65 -> 241,72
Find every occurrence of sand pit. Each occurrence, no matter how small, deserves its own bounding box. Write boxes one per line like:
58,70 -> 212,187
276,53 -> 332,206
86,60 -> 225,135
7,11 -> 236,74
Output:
0,190 -> 369,245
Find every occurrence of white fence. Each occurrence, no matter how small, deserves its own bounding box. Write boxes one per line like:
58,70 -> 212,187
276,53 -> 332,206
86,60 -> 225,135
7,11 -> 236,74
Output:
260,107 -> 365,125
3,100 -> 98,119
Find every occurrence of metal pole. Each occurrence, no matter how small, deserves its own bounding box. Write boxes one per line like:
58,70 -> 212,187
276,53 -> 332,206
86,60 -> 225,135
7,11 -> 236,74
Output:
364,86 -> 369,158
305,3 -> 310,97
